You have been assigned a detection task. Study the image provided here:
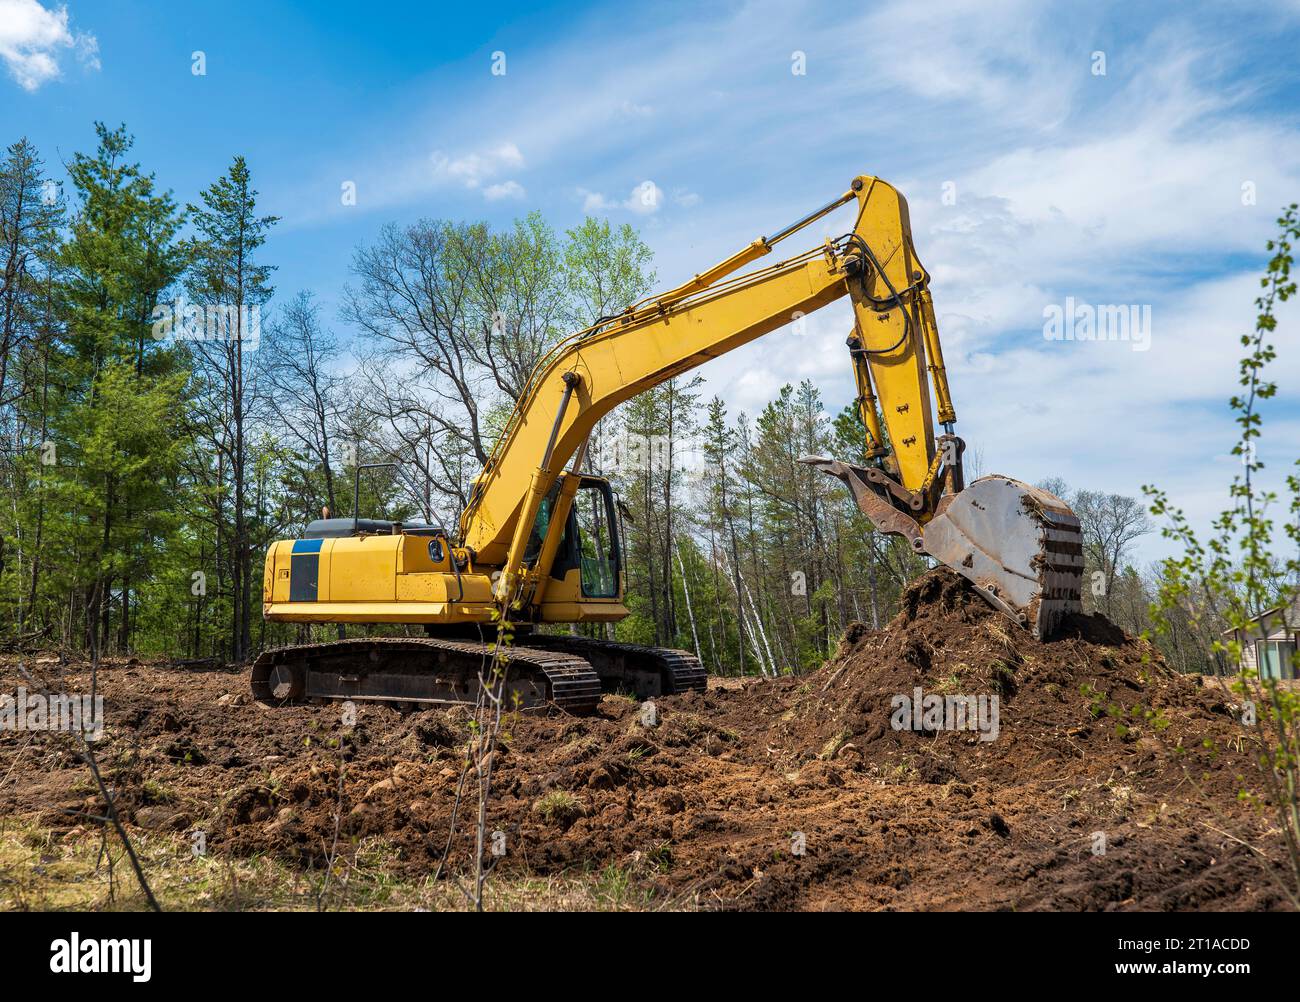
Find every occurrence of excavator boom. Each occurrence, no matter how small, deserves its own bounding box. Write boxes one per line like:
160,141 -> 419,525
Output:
458,174 -> 1083,634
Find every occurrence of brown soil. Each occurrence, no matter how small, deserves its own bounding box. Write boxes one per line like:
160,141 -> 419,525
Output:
1,569 -> 1292,911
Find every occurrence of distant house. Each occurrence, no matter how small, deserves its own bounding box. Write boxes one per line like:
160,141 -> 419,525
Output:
1220,598 -> 1299,679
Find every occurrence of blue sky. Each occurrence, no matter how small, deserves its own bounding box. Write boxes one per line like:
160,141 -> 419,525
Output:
3,0 -> 1300,564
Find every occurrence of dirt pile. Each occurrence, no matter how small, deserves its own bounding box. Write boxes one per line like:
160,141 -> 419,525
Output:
0,569 -> 1290,911
761,570 -> 1246,797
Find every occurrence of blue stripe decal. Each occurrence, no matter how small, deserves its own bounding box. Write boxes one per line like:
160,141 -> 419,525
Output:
292,538 -> 324,553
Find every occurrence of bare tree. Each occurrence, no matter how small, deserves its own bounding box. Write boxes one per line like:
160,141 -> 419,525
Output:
450,213 -> 568,403
263,291 -> 346,514
343,214 -> 654,535
1072,489 -> 1153,616
349,347 -> 475,526
342,220 -> 493,466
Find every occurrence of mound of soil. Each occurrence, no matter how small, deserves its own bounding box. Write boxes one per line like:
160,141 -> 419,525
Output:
1,570 -> 1290,911
767,570 -> 1245,796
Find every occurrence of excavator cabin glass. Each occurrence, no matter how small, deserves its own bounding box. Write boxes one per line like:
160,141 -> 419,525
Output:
573,481 -> 618,598
525,477 -> 621,599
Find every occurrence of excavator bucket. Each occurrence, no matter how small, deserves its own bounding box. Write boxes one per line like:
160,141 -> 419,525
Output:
801,458 -> 1084,638
922,476 -> 1085,638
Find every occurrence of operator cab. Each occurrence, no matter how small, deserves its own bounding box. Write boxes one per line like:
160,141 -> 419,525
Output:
525,475 -> 622,599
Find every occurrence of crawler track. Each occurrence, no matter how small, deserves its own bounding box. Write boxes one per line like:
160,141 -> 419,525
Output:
517,635 -> 707,699
249,636 -> 602,714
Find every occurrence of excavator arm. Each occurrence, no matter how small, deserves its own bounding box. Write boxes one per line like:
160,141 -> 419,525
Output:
459,174 -> 1083,637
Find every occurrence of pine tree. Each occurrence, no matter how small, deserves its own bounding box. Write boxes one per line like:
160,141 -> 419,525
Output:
52,123 -> 189,650
0,137 -> 64,635
185,156 -> 279,661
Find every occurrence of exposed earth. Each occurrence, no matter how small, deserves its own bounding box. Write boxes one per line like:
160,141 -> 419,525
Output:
1,569 -> 1292,911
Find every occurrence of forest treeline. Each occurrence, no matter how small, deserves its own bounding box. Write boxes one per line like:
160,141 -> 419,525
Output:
0,126 -> 1228,675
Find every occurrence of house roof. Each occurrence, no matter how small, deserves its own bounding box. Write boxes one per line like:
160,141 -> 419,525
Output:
1220,603 -> 1296,635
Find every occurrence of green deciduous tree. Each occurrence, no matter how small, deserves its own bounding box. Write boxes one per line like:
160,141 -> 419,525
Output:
1145,203 -> 1300,905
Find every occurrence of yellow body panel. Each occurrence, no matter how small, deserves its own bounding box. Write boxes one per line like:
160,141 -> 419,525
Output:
262,540 -> 626,624
263,601 -> 495,624
323,537 -> 397,602
262,534 -> 495,622
317,540 -> 334,600
536,567 -> 627,622
267,539 -> 290,603
536,602 -> 627,623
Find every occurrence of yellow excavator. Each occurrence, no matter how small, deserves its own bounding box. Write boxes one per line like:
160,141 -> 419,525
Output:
253,174 -> 1084,712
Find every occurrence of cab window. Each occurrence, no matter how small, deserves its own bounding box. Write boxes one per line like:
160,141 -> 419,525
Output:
573,482 -> 618,598
523,487 -> 558,566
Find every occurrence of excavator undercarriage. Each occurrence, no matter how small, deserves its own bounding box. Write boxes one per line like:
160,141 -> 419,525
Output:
249,633 -> 706,712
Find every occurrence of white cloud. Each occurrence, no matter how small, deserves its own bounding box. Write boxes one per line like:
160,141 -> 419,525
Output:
429,141 -> 525,190
0,0 -> 98,91
580,180 -> 665,215
483,179 -> 525,201
578,189 -> 607,213
852,0 -> 1078,127
74,28 -> 97,70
